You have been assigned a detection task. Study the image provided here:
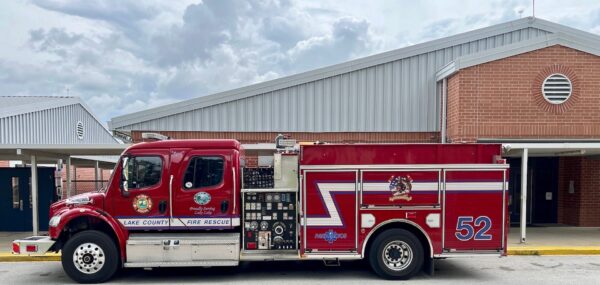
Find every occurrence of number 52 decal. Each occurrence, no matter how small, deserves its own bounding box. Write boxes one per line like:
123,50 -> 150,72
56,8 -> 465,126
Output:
455,216 -> 492,241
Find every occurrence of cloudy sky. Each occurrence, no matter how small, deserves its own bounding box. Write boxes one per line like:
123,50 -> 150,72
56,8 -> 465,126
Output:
1,0 -> 599,124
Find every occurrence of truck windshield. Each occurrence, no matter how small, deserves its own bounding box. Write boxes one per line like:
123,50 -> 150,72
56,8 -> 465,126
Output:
98,158 -> 120,193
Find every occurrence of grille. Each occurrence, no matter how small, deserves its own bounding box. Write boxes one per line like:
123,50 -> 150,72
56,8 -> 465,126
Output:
542,74 -> 572,104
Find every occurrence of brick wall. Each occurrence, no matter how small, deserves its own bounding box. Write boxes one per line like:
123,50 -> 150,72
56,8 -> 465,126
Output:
447,45 -> 600,142
131,131 -> 439,144
558,157 -> 600,226
558,157 -> 582,225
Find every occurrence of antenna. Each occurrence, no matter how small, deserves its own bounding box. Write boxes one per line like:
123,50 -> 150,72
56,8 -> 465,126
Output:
533,0 -> 535,18
518,8 -> 524,18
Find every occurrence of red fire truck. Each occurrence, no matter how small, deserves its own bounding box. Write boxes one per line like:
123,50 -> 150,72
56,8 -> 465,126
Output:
13,139 -> 509,283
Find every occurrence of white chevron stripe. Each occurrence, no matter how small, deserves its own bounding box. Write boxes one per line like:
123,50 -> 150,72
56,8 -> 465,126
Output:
306,181 -> 504,227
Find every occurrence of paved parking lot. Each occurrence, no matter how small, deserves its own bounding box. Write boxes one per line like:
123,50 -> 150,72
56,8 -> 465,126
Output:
1,256 -> 600,284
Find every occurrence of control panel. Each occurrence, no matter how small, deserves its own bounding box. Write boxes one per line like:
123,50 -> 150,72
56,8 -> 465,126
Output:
242,191 -> 297,250
243,167 -> 274,189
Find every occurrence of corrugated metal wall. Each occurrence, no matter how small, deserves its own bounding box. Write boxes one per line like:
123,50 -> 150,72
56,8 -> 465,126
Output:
119,27 -> 550,132
0,104 -> 117,144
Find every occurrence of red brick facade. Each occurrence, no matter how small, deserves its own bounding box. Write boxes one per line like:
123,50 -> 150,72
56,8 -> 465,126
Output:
447,45 -> 600,143
558,157 -> 600,226
447,45 -> 600,226
131,131 -> 439,144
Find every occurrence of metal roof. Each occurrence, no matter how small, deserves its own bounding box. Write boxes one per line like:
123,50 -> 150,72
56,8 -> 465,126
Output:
0,96 -> 119,144
436,32 -> 600,81
109,17 -> 600,133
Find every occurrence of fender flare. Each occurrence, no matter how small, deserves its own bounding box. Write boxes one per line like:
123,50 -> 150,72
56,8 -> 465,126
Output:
54,206 -> 129,261
361,218 -> 434,258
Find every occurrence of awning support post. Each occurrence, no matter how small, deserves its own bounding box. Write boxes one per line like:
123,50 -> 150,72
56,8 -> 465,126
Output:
31,154 -> 39,236
66,156 -> 72,198
94,161 -> 100,191
520,148 -> 528,243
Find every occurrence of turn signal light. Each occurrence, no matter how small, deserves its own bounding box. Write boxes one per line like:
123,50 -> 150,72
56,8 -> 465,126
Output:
26,245 -> 38,253
12,243 -> 20,254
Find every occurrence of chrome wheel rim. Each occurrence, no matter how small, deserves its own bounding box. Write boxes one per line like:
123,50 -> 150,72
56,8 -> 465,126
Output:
73,242 -> 105,274
382,240 -> 413,271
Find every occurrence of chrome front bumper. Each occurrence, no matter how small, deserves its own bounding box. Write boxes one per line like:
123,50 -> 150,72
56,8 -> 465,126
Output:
12,236 -> 56,256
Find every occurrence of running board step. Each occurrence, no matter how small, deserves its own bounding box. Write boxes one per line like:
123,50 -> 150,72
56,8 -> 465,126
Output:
125,233 -> 239,267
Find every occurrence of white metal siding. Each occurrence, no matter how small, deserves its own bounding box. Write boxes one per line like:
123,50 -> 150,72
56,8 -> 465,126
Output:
0,104 -> 117,144
116,27 -> 550,132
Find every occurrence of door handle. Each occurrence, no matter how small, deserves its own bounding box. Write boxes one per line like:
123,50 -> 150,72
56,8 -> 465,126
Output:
158,200 -> 167,214
221,200 -> 229,213
19,200 -> 23,211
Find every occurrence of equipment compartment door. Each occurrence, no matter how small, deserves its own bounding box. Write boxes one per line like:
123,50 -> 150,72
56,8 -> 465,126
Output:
303,170 -> 357,252
443,170 -> 507,251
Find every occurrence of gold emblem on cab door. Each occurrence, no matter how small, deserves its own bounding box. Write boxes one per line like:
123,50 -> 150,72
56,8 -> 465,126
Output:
133,194 -> 153,214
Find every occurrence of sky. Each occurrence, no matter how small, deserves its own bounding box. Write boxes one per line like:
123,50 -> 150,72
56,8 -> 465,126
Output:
1,0 -> 599,125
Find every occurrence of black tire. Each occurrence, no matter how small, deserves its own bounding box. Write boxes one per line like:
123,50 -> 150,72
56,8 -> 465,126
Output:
368,229 -> 424,280
61,230 -> 120,283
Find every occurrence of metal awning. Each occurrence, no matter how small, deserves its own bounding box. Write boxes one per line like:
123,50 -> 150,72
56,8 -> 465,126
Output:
500,142 -> 600,244
503,143 -> 600,157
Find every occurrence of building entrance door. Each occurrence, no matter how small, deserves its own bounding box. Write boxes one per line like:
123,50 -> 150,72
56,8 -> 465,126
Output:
508,157 -> 558,225
0,167 -> 57,231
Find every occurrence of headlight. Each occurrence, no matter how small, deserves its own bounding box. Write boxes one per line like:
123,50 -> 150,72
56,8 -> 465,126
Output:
49,215 -> 61,227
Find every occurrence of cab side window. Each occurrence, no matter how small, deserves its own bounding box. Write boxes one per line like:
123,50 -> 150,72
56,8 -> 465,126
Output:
125,156 -> 163,189
183,156 -> 224,190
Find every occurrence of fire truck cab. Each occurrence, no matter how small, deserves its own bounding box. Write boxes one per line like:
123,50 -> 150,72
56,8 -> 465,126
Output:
13,139 -> 509,283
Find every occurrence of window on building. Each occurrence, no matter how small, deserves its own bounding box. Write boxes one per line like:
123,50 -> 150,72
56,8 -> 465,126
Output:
183,156 -> 224,190
123,156 -> 163,189
542,73 -> 572,104
11,177 -> 19,209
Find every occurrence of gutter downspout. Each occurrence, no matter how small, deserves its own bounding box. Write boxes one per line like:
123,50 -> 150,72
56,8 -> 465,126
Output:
441,78 -> 448,144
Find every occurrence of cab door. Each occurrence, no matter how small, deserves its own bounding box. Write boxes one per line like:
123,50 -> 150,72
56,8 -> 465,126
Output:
112,149 -> 171,230
171,149 -> 238,229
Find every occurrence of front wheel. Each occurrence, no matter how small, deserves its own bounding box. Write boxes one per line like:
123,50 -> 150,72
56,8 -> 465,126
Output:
369,229 -> 424,280
61,230 -> 120,283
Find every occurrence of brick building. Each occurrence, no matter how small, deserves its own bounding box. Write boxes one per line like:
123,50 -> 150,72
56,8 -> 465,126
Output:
109,17 -> 600,234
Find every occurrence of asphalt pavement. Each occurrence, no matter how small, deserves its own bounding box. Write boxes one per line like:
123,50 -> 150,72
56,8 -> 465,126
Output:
1,256 -> 599,284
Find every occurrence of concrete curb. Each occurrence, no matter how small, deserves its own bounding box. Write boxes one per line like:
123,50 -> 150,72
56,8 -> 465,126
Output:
1,247 -> 600,262
0,253 -> 61,262
508,246 -> 600,256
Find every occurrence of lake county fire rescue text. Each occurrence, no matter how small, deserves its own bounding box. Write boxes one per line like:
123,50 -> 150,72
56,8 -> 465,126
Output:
12,137 -> 509,283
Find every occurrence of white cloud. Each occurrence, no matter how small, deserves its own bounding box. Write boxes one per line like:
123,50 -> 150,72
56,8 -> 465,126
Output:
0,0 -> 598,125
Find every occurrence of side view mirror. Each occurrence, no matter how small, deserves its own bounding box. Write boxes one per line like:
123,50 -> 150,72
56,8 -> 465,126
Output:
120,156 -> 130,197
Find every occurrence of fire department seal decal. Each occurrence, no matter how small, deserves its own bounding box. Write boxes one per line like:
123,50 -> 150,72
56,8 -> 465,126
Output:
388,175 -> 413,201
132,194 -> 153,214
315,229 -> 347,244
194,192 -> 211,206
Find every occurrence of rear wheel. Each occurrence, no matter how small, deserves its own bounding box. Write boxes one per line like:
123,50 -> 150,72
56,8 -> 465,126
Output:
61,230 -> 119,283
369,229 -> 424,280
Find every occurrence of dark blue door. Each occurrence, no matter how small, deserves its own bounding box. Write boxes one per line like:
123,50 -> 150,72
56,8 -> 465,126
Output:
0,167 -> 57,231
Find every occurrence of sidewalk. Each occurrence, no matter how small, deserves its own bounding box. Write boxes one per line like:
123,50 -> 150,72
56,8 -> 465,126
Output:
1,226 -> 599,261
508,226 -> 600,255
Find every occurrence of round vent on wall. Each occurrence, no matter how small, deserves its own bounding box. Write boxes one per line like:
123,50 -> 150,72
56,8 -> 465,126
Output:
542,73 -> 572,104
76,121 -> 84,140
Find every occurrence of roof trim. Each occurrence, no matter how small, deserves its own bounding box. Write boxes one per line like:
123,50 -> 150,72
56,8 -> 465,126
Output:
436,32 -> 600,81
0,96 -> 80,119
0,95 -> 119,143
109,17 -> 600,129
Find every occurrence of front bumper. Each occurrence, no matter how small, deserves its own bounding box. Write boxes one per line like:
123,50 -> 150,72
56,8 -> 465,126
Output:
12,236 -> 56,256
